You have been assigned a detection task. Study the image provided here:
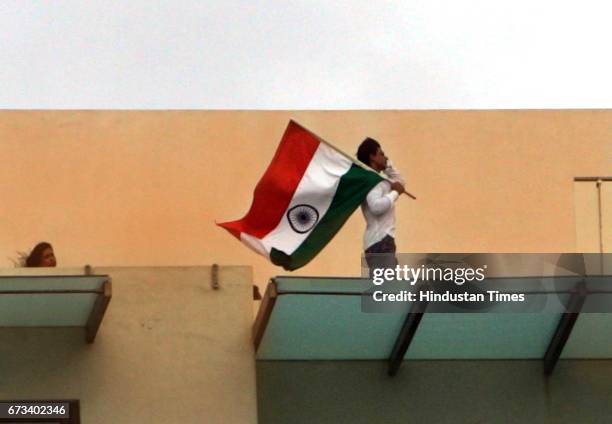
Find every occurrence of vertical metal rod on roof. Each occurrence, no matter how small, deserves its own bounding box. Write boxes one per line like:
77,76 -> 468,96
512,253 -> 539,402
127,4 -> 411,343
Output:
211,264 -> 220,290
596,179 -> 604,274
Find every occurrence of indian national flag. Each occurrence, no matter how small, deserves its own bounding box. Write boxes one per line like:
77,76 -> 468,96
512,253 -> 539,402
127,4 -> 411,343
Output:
218,120 -> 383,271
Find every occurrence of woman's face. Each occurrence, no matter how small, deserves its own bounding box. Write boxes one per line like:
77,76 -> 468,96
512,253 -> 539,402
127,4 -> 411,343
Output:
40,247 -> 57,267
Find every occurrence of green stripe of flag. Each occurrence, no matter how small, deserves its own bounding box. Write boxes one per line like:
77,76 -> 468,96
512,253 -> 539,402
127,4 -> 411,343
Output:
271,164 -> 383,270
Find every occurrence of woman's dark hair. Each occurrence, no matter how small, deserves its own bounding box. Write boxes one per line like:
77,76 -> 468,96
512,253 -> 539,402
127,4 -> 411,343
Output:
26,242 -> 53,267
356,137 -> 380,166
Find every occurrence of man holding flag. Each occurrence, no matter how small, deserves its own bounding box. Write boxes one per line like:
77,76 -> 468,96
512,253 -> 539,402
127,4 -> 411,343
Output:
218,121 -> 384,271
218,121 -> 412,273
356,137 -> 405,275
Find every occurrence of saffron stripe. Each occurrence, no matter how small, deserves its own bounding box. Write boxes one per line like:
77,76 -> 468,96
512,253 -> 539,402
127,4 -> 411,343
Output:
218,121 -> 320,239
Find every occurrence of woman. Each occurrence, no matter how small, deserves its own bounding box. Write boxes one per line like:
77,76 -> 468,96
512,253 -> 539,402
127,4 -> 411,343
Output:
25,242 -> 57,267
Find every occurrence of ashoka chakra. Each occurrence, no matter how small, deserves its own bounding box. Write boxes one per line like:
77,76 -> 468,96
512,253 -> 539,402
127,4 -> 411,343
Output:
287,204 -> 320,234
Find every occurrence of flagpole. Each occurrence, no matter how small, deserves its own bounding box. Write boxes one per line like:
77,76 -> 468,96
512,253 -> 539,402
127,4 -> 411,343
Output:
290,120 -> 417,200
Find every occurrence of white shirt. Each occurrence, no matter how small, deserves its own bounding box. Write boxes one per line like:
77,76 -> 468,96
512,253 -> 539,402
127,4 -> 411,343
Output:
360,162 -> 405,250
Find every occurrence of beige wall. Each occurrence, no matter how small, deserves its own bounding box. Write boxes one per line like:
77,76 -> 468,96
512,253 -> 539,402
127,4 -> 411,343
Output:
0,265 -> 256,423
1,111 -> 610,288
574,181 -> 612,252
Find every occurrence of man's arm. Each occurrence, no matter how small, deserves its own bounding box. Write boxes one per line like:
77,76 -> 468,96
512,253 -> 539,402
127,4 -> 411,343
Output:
366,182 -> 402,215
383,160 -> 405,186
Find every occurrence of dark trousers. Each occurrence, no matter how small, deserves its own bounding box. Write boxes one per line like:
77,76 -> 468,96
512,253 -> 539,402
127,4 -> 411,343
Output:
364,235 -> 398,277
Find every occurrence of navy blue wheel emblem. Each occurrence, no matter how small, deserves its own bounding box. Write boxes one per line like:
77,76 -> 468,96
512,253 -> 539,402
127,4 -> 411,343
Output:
287,204 -> 319,234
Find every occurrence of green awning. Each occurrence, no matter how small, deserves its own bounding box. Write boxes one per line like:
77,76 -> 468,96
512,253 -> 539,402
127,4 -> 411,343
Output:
0,270 -> 112,343
254,276 -> 612,368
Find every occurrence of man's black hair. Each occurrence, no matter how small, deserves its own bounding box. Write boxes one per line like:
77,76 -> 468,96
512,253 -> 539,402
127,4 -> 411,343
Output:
356,137 -> 380,167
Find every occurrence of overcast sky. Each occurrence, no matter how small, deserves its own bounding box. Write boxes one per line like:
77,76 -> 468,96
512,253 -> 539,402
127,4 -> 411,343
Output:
2,0 -> 612,109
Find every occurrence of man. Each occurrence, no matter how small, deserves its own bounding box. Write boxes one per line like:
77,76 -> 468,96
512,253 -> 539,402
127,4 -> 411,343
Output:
356,138 -> 405,275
